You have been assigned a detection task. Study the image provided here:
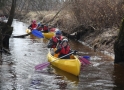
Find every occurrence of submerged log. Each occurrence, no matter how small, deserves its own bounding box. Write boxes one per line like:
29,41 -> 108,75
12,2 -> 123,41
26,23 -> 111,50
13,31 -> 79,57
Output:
114,18 -> 124,63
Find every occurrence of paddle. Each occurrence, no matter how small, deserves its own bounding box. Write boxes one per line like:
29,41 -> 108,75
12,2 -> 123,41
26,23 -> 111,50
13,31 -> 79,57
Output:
35,51 -> 74,70
78,56 -> 90,65
31,29 -> 44,38
74,51 -> 90,65
12,29 -> 44,38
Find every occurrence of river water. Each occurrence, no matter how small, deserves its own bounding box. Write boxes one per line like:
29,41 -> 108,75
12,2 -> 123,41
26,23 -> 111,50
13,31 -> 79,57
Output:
0,20 -> 124,90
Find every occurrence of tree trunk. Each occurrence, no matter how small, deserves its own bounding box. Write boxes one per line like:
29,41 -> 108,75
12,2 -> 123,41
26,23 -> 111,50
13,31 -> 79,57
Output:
2,0 -> 16,49
0,28 -> 2,64
114,18 -> 124,63
7,0 -> 16,26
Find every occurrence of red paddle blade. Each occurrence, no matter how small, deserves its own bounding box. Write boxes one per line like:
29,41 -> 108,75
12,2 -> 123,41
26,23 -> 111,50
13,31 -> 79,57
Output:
79,57 -> 90,65
35,62 -> 50,70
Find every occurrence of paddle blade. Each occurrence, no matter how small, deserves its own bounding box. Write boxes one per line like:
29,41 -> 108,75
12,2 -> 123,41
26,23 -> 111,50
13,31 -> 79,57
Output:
32,29 -> 44,38
35,62 -> 50,70
79,56 -> 90,65
79,57 -> 86,65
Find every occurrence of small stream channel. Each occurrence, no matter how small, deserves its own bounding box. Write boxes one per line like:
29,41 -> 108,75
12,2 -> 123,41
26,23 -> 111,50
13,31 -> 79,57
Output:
0,20 -> 124,90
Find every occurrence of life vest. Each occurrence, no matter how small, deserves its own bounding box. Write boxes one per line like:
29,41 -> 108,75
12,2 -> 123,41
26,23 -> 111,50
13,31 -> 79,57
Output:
43,25 -> 48,31
31,23 -> 37,30
50,28 -> 56,32
60,45 -> 70,54
51,36 -> 63,48
52,36 -> 63,42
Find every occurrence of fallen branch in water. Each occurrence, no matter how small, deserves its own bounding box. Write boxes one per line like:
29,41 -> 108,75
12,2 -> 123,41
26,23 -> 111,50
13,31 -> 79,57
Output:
12,32 -> 31,38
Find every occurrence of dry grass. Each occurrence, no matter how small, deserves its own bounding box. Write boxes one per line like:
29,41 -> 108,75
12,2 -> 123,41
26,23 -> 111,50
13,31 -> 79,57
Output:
61,0 -> 124,30
22,0 -> 124,33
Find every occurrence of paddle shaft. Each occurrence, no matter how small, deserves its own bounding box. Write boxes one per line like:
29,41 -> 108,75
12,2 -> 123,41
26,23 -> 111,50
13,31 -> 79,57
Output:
51,51 -> 74,63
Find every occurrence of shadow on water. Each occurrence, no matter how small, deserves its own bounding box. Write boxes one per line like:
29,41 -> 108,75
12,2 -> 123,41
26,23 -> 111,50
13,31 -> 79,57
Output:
113,64 -> 124,90
51,66 -> 79,84
1,20 -> 124,90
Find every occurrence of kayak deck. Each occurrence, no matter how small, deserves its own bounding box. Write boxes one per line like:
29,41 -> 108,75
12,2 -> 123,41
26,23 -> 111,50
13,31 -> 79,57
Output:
26,29 -> 55,39
43,32 -> 55,39
47,49 -> 81,76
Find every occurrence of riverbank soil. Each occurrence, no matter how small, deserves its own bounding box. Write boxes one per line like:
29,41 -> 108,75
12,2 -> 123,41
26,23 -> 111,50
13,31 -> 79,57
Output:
80,27 -> 118,55
20,11 -> 118,59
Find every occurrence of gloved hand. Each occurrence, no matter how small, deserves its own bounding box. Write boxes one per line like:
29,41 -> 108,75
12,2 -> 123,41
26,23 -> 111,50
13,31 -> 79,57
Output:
28,27 -> 32,29
73,50 -> 78,55
58,39 -> 61,43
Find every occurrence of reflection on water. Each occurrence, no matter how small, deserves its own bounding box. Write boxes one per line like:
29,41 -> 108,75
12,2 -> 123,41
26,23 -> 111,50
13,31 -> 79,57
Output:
0,20 -> 124,90
113,64 -> 124,90
51,66 -> 79,84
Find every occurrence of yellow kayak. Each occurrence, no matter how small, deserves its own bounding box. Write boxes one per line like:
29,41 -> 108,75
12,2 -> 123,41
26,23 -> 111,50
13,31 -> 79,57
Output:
26,29 -> 37,39
47,49 -> 81,76
43,32 -> 55,39
26,29 -> 31,33
26,29 -> 55,39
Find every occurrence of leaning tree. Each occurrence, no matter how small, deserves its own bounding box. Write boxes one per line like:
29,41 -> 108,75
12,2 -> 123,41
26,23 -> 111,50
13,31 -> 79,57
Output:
0,0 -> 16,64
114,18 -> 124,63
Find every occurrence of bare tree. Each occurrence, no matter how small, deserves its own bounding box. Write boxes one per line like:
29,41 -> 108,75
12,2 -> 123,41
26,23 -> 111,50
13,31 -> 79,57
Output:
7,0 -> 16,26
63,0 -> 124,30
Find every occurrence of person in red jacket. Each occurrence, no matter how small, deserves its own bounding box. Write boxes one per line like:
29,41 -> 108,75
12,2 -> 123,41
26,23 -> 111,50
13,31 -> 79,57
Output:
28,20 -> 37,30
48,25 -> 56,32
36,21 -> 43,31
42,24 -> 49,33
54,39 -> 72,59
47,30 -> 64,48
